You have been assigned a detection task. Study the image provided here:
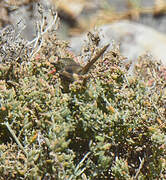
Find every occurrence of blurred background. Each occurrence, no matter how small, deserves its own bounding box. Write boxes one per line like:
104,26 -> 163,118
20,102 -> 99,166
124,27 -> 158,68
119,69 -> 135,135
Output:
1,0 -> 166,64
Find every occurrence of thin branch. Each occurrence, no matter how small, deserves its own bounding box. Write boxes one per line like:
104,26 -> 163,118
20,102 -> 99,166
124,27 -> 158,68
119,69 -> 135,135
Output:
2,122 -> 28,157
28,11 -> 59,59
27,11 -> 58,46
134,157 -> 145,180
68,152 -> 90,180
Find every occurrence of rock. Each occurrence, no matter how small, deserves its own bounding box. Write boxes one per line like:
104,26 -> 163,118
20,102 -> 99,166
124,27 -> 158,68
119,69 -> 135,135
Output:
69,20 -> 166,65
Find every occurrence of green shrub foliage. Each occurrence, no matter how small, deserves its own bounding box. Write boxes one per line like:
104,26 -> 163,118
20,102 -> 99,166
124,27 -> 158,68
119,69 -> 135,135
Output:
0,28 -> 165,179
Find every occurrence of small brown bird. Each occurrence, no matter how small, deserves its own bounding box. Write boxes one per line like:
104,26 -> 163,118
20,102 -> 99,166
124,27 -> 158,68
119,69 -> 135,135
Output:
51,44 -> 109,91
53,44 -> 109,79
52,57 -> 82,81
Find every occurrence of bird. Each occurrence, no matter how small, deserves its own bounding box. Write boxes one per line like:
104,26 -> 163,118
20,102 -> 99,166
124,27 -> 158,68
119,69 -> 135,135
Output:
51,44 -> 109,91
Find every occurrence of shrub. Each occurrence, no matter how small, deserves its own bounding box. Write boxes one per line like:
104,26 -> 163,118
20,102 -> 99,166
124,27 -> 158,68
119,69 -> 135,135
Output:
0,3 -> 165,179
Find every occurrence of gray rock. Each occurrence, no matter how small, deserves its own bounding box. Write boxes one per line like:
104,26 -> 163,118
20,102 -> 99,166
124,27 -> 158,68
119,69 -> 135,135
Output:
69,20 -> 166,65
